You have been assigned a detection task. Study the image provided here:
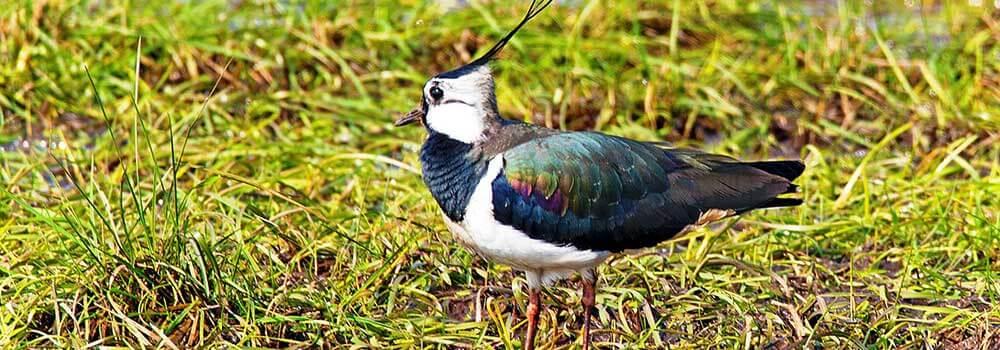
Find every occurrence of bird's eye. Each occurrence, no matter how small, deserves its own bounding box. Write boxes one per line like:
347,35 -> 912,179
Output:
429,86 -> 444,100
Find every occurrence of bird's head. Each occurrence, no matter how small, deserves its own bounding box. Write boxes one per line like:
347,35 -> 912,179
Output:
395,62 -> 498,143
394,0 -> 552,144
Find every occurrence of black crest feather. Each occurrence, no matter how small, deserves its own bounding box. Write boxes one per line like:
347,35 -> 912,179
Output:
469,0 -> 554,66
437,0 -> 553,79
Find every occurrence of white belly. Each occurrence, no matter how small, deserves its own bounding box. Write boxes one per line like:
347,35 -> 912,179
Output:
443,155 -> 609,286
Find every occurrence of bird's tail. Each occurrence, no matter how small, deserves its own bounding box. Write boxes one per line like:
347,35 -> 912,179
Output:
745,160 -> 805,183
744,160 -> 805,209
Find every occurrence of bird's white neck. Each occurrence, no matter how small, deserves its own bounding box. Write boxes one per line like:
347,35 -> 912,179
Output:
426,103 -> 486,144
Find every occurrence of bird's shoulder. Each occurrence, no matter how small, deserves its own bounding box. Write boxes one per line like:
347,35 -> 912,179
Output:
476,118 -> 561,159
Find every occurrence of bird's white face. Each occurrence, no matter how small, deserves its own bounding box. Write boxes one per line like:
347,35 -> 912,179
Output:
421,65 -> 496,144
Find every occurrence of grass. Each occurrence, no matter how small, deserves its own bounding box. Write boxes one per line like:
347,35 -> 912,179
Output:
0,0 -> 998,348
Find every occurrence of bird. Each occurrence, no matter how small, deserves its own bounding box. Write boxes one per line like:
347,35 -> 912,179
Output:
394,1 -> 805,349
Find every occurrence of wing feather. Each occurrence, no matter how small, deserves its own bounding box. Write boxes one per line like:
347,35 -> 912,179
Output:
491,132 -> 802,252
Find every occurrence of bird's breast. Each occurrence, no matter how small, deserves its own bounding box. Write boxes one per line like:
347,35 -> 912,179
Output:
419,132 -> 487,222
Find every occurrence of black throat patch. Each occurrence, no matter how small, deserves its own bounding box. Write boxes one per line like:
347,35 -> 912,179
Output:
420,132 -> 490,222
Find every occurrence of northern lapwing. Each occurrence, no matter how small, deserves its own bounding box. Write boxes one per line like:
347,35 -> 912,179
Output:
395,1 -> 805,349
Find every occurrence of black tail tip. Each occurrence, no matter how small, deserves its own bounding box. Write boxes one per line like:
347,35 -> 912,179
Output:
749,160 -> 805,181
760,197 -> 804,209
786,183 -> 799,194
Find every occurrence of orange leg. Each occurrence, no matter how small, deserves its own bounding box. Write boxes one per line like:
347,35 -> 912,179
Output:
525,288 -> 541,350
581,274 -> 596,350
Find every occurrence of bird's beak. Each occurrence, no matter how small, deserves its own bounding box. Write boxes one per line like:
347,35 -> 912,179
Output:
394,107 -> 424,127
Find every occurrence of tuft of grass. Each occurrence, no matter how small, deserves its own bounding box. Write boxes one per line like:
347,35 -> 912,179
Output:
1,0 -> 998,348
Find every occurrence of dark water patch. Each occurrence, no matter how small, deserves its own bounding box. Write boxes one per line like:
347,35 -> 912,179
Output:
1,112 -> 108,192
1,112 -> 107,153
